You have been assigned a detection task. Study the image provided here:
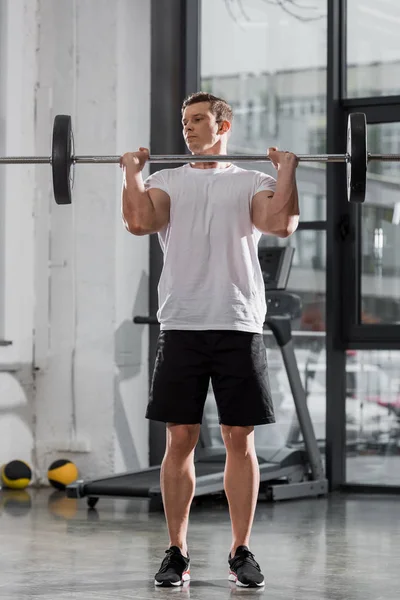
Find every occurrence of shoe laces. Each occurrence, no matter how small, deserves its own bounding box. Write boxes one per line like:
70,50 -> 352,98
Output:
159,548 -> 187,573
230,548 -> 261,572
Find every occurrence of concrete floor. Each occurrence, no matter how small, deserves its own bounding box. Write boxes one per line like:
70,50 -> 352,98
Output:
0,489 -> 399,600
347,455 -> 400,486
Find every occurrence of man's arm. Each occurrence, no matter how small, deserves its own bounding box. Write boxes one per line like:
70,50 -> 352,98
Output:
120,148 -> 170,236
251,149 -> 299,238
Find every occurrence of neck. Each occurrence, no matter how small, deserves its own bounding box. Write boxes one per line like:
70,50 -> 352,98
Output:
190,143 -> 230,170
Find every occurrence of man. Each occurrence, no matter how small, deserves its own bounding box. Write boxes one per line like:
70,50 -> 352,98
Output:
120,92 -> 299,588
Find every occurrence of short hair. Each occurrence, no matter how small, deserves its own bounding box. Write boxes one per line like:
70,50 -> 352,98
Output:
181,92 -> 233,123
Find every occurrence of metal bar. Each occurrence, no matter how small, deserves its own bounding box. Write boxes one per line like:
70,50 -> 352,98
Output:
0,156 -> 51,164
149,0 -> 189,468
341,483 -> 400,495
185,0 -> 200,94
296,220 -> 327,230
73,153 -> 348,164
342,94 -> 400,108
346,323 -> 400,348
134,316 -> 159,325
270,479 -> 328,501
1,152 -> 398,165
368,153 -> 400,162
280,339 -> 326,482
326,0 -> 348,493
345,104 -> 400,125
2,151 -> 400,167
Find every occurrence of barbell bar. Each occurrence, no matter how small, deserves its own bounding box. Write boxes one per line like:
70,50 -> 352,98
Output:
0,152 -> 395,165
0,152 -> 396,164
0,112 -> 400,205
0,153 -> 350,164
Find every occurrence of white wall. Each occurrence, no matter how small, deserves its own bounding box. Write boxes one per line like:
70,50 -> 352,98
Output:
0,0 -> 151,483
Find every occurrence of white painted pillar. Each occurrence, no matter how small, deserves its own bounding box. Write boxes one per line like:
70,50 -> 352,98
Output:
0,0 -> 38,466
0,0 -> 151,481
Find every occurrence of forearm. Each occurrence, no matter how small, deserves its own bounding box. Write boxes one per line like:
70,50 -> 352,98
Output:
268,166 -> 299,236
121,168 -> 156,232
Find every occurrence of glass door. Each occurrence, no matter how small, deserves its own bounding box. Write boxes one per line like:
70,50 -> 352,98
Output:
345,121 -> 400,485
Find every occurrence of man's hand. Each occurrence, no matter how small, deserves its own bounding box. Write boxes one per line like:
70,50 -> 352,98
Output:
120,148 -> 150,173
267,147 -> 299,171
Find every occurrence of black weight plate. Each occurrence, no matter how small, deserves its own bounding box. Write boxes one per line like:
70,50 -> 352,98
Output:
52,115 -> 73,205
347,113 -> 367,203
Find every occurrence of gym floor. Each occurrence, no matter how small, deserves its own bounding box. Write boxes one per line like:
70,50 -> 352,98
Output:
0,490 -> 398,599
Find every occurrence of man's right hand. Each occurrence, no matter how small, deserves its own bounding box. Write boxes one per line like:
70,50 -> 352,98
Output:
119,148 -> 150,173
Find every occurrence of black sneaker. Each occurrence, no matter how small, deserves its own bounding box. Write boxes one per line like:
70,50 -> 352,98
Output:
228,546 -> 265,588
154,546 -> 190,587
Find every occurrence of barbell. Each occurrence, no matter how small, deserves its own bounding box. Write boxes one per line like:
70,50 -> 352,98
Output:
0,112 -> 399,205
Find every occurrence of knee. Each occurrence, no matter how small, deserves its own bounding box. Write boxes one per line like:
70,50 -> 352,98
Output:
221,425 -> 255,455
166,423 -> 200,457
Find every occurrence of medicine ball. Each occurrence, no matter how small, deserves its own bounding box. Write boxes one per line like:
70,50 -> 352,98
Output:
1,460 -> 32,490
47,459 -> 79,490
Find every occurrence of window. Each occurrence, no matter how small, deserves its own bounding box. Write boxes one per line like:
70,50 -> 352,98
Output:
361,123 -> 400,324
346,350 -> 400,486
347,0 -> 400,98
201,0 -> 328,444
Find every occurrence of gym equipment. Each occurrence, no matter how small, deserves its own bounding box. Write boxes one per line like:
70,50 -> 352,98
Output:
47,459 -> 79,491
66,246 -> 328,509
1,460 -> 32,490
52,115 -> 74,206
1,112 -> 400,204
258,245 -> 294,290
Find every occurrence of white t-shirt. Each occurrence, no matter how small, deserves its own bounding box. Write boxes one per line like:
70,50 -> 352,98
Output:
144,163 -> 276,333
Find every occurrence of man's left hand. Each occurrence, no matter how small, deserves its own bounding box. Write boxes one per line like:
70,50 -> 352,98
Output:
267,147 -> 299,171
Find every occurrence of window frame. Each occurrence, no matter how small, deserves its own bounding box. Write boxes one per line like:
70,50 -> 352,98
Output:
149,0 -> 400,492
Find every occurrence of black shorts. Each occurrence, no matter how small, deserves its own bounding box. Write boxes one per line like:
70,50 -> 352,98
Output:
146,330 -> 275,427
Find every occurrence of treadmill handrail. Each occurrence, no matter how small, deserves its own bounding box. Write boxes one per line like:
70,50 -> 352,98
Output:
280,338 -> 325,481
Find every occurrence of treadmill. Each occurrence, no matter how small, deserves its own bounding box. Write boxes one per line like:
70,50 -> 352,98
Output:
67,246 -> 328,508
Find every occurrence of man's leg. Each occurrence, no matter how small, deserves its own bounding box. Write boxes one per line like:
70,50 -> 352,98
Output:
147,330 -> 209,586
160,423 -> 200,557
212,332 -> 270,586
221,425 -> 260,558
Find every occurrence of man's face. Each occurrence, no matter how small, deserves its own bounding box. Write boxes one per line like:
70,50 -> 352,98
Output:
182,102 -> 228,153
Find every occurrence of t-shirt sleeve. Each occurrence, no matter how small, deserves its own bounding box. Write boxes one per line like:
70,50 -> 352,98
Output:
143,170 -> 169,195
254,171 -> 277,194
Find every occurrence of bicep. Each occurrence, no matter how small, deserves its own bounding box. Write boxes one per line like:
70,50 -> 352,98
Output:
148,187 -> 171,232
251,189 -> 275,234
